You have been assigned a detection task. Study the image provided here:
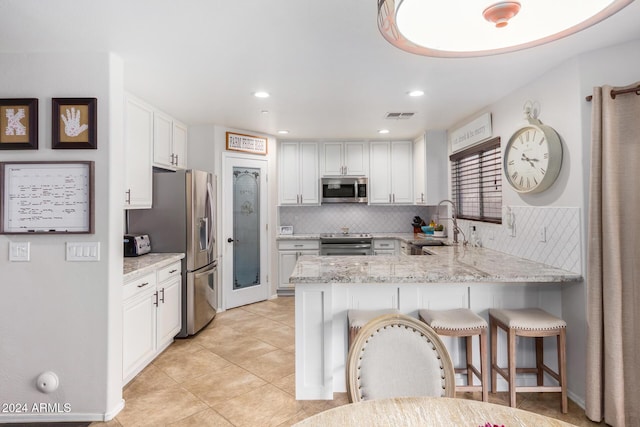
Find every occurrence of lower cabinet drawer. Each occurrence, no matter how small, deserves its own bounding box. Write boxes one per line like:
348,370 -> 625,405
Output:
123,273 -> 157,301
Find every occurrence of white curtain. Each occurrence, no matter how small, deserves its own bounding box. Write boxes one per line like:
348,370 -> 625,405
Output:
586,82 -> 640,426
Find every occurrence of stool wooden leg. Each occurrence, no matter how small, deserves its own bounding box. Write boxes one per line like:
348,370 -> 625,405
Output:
465,335 -> 474,386
490,317 -> 498,394
479,328 -> 488,402
559,329 -> 568,413
508,328 -> 517,408
535,336 -> 544,386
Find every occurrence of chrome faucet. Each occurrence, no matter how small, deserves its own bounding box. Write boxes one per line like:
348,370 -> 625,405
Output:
437,199 -> 467,245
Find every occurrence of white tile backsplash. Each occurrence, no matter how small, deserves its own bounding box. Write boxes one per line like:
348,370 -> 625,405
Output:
279,205 -> 441,234
457,206 -> 582,274
279,204 -> 582,274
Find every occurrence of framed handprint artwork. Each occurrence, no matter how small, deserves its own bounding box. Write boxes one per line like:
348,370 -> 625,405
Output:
52,98 -> 97,149
0,98 -> 38,150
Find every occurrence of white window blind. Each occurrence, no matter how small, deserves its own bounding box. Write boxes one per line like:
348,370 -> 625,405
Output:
450,137 -> 502,223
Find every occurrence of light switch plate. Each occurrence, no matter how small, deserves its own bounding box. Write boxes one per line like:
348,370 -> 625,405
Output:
9,241 -> 30,261
66,242 -> 100,261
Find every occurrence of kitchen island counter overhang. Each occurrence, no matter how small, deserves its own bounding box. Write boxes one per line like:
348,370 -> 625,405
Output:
292,245 -> 581,400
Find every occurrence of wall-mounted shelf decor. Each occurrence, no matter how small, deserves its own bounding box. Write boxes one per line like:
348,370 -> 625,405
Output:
0,161 -> 95,234
52,98 -> 97,149
0,98 -> 38,150
226,131 -> 267,155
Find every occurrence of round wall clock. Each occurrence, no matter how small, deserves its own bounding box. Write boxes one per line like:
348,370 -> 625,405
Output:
503,113 -> 563,194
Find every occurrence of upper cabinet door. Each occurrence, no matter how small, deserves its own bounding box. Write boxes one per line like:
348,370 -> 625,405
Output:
343,142 -> 368,176
320,142 -> 368,176
279,141 -> 319,205
124,94 -> 153,209
322,142 -> 343,176
369,141 -> 413,204
172,121 -> 188,169
153,111 -> 174,169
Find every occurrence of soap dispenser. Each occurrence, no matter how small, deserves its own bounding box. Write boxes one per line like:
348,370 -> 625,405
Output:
470,226 -> 482,247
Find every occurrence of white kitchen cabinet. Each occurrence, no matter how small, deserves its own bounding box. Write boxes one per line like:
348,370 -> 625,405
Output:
123,94 -> 154,209
153,111 -> 188,171
321,141 -> 368,176
156,262 -> 182,349
414,130 -> 447,205
122,272 -> 157,383
373,239 -> 397,255
369,141 -> 413,204
122,261 -> 182,384
277,239 -> 320,294
279,141 -> 319,205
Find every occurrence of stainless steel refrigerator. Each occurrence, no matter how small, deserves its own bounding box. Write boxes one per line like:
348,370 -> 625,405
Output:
129,169 -> 217,337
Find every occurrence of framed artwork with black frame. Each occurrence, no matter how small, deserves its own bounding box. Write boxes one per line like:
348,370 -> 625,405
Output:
0,98 -> 38,150
52,98 -> 97,149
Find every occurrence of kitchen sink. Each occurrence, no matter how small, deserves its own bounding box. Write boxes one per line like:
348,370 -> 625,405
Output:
408,239 -> 447,255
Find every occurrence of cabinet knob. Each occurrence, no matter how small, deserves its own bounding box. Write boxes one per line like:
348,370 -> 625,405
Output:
227,238 -> 235,243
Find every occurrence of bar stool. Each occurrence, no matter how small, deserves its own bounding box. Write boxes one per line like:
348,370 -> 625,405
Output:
347,309 -> 399,349
419,308 -> 489,401
489,308 -> 567,413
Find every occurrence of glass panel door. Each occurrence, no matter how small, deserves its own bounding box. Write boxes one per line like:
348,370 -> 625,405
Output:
232,167 -> 261,290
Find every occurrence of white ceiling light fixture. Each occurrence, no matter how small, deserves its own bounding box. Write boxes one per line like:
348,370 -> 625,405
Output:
408,90 -> 424,97
378,129 -> 390,134
377,0 -> 633,57
277,130 -> 289,134
253,91 -> 270,98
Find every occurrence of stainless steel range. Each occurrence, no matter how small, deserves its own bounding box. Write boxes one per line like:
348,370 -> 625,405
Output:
320,233 -> 373,256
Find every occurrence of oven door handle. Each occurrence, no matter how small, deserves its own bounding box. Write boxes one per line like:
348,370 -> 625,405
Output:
321,244 -> 371,249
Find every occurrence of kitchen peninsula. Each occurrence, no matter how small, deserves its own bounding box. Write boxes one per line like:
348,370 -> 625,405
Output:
292,244 -> 582,400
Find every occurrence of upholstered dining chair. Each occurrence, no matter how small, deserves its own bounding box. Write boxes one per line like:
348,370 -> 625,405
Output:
346,313 -> 455,402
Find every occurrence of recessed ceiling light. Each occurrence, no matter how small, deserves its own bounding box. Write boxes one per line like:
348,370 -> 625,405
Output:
277,130 -> 289,134
408,90 -> 424,97
378,0 -> 633,57
261,110 -> 269,114
378,129 -> 390,134
253,91 -> 270,98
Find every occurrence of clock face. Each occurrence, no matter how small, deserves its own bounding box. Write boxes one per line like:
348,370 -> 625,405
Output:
504,124 -> 562,193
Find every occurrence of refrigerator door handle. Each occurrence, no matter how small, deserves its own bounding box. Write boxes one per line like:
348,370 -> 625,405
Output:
206,181 -> 215,251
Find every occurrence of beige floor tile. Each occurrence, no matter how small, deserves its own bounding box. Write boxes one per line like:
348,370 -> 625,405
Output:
116,383 -> 207,426
212,383 -> 303,427
153,347 -> 232,383
209,334 -> 278,361
167,408 -> 234,427
181,363 -> 267,407
123,363 -> 179,401
235,348 -> 295,383
271,372 -> 295,396
192,323 -> 244,349
251,325 -> 295,350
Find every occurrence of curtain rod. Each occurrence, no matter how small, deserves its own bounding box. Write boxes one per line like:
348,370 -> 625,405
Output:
585,84 -> 640,102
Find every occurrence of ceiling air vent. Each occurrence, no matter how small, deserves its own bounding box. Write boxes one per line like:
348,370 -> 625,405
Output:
385,112 -> 415,120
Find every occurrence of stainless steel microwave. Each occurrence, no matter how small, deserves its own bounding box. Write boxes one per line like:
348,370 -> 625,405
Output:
321,177 -> 368,204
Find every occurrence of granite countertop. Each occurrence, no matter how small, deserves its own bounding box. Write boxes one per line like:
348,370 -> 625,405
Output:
289,245 -> 582,285
277,232 -> 444,244
123,253 -> 185,281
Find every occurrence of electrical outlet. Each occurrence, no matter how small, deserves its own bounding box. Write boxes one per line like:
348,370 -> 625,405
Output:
538,226 -> 547,242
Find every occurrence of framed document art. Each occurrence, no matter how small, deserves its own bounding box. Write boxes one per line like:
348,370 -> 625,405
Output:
226,132 -> 268,155
52,98 -> 97,149
0,98 -> 38,150
0,161 -> 95,234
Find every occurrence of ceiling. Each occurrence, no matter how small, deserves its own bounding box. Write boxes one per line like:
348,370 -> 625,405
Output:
1,0 -> 640,140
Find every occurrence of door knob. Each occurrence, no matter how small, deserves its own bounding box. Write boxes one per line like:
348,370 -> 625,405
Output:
227,238 -> 234,243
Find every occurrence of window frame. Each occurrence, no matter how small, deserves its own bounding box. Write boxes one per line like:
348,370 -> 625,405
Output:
450,136 -> 502,224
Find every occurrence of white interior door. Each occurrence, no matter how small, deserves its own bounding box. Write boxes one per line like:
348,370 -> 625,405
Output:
222,153 -> 269,309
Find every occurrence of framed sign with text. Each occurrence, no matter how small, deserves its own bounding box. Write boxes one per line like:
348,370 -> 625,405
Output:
226,132 -> 268,155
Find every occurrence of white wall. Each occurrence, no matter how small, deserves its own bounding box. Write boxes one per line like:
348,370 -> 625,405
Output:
0,53 -> 124,422
449,38 -> 640,407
